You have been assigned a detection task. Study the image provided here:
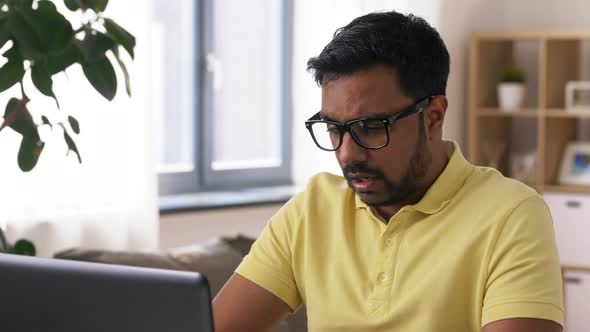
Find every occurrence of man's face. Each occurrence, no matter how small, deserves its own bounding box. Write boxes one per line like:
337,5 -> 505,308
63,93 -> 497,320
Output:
320,65 -> 432,206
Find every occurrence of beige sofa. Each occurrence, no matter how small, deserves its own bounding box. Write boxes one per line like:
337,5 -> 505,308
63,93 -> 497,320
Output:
54,235 -> 307,332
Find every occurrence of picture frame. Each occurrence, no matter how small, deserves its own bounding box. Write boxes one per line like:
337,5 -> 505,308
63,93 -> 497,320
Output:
565,81 -> 590,112
558,142 -> 590,185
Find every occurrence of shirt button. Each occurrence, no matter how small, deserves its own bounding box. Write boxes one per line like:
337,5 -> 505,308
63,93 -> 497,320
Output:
385,238 -> 393,246
378,272 -> 387,282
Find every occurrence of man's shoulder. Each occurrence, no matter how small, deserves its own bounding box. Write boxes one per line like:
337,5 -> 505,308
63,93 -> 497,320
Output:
463,165 -> 540,208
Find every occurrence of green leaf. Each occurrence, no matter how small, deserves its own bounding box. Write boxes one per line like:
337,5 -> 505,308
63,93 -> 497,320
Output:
0,59 -> 24,93
0,18 -> 11,49
41,115 -> 51,127
18,133 -> 44,172
31,62 -> 53,96
7,3 -> 73,58
3,43 -> 23,61
3,98 -> 36,136
63,130 -> 81,163
104,18 -> 135,59
113,47 -> 131,96
6,11 -> 43,59
7,0 -> 33,9
34,0 -> 74,52
12,239 -> 36,256
82,56 -> 117,100
21,0 -> 34,8
64,0 -> 108,12
46,41 -> 80,74
31,61 -> 60,108
64,0 -> 80,11
79,31 -> 115,62
68,115 -> 80,134
91,0 -> 108,12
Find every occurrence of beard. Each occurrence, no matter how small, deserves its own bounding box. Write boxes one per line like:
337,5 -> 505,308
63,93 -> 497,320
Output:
343,119 -> 432,206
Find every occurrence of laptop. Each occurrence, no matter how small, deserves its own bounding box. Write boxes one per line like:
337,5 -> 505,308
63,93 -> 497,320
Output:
0,253 -> 214,332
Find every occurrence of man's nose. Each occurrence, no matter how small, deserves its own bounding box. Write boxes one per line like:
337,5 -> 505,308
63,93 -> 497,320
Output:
336,131 -> 368,166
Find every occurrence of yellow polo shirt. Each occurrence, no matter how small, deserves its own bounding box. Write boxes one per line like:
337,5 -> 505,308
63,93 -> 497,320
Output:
236,141 -> 564,331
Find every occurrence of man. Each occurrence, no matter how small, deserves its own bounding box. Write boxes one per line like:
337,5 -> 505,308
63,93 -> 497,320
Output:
213,11 -> 564,332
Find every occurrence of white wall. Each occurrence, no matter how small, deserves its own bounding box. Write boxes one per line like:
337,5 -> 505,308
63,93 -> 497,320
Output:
160,204 -> 283,249
499,0 -> 590,83
501,0 -> 590,30
437,0 -> 507,151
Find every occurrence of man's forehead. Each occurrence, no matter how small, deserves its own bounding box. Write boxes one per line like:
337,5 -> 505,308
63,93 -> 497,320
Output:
321,69 -> 406,103
319,106 -> 399,123
320,82 -> 411,122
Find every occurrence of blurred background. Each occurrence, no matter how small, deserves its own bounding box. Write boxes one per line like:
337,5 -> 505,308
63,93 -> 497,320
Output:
1,1 -> 590,329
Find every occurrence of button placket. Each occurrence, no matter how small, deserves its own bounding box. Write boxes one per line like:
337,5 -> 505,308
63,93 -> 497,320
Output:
370,216 -> 410,305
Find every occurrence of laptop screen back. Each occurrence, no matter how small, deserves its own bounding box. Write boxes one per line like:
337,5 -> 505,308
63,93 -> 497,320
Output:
0,253 -> 214,332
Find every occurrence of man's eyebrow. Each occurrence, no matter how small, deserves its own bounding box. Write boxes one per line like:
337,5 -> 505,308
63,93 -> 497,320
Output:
362,109 -> 401,120
365,113 -> 391,119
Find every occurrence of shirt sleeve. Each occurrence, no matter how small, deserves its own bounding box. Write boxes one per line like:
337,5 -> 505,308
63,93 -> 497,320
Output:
482,194 -> 564,328
235,196 -> 303,312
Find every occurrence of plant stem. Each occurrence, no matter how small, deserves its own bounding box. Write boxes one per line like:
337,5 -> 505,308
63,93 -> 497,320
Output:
73,24 -> 87,34
20,80 -> 29,104
0,81 -> 31,132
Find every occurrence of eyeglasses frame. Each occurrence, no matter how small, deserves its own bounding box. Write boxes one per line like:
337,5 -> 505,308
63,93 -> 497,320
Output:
305,96 -> 432,151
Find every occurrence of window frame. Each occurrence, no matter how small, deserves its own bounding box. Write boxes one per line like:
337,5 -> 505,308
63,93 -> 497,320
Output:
158,0 -> 293,198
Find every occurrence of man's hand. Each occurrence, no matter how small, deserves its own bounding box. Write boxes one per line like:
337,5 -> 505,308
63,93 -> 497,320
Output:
483,318 -> 562,332
213,273 -> 292,332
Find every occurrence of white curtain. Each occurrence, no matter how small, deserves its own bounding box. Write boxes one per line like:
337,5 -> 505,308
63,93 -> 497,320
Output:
0,1 -> 158,257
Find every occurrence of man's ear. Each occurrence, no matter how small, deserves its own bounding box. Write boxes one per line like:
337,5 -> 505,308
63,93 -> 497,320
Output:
423,96 -> 447,140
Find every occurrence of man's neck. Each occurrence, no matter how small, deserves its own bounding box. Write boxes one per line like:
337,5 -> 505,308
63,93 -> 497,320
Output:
375,144 -> 450,221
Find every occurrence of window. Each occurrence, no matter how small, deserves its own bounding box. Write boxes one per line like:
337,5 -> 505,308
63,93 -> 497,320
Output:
152,0 -> 293,200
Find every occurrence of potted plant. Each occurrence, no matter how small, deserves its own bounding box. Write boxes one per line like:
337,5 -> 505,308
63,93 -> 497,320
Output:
0,225 -> 36,256
0,0 -> 135,171
498,69 -> 526,111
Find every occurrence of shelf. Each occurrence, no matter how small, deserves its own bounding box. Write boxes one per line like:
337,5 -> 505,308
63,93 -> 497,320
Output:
544,185 -> 590,194
562,265 -> 590,273
478,108 -> 539,118
544,109 -> 590,118
470,31 -> 590,196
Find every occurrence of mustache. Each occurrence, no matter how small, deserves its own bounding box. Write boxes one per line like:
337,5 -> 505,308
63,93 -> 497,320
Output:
342,164 -> 384,179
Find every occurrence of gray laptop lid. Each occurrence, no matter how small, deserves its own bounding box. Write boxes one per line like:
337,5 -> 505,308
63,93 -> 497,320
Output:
0,253 -> 214,332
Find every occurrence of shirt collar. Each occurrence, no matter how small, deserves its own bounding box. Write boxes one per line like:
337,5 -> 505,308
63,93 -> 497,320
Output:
354,141 -> 473,214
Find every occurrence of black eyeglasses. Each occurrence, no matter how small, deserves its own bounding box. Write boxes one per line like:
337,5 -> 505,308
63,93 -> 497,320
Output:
305,97 -> 431,151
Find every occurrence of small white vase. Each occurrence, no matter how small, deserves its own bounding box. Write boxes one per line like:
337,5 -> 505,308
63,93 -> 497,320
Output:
498,83 -> 526,111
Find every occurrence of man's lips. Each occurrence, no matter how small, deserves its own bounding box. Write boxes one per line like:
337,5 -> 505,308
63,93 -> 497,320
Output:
348,174 -> 380,192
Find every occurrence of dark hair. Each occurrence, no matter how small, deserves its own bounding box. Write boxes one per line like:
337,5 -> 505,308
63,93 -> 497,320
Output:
307,11 -> 450,100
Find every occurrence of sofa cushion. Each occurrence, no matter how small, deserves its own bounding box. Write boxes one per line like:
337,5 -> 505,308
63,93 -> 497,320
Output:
54,236 -> 249,296
53,234 -> 305,332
